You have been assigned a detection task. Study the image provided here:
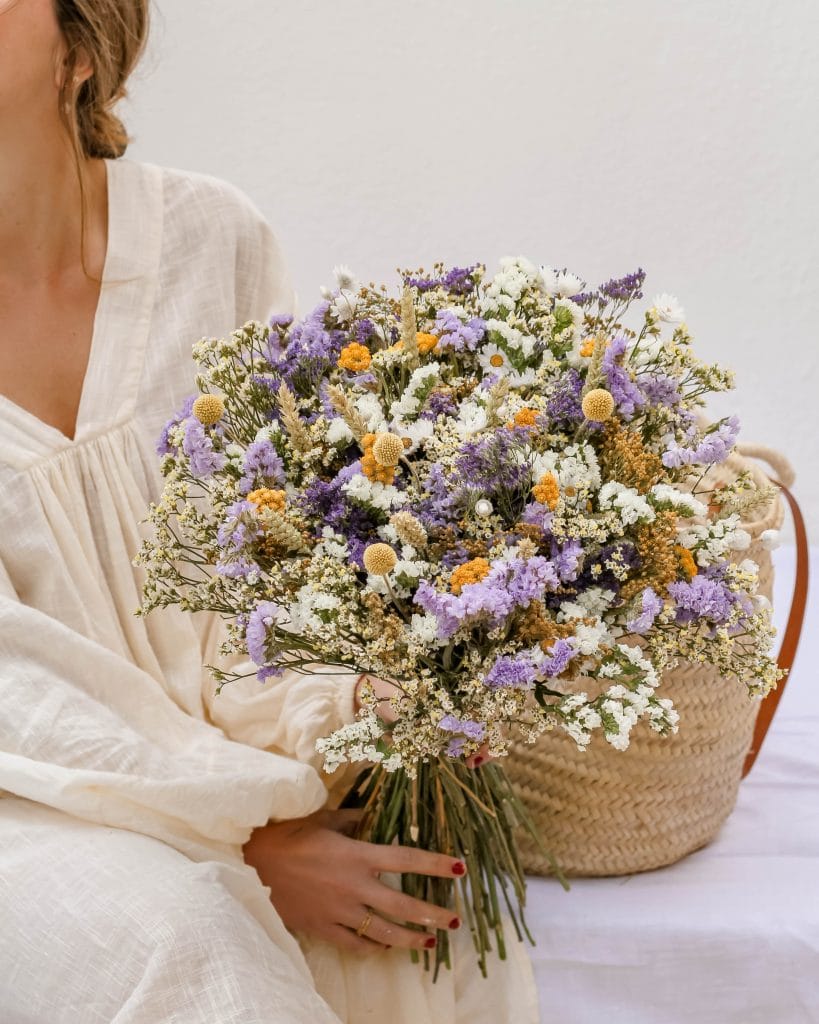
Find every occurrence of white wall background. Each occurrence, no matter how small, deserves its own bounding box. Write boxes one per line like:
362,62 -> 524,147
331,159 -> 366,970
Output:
124,0 -> 818,538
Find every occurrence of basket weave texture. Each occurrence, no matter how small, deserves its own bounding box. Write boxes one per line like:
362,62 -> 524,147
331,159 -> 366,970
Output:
506,450 -> 784,877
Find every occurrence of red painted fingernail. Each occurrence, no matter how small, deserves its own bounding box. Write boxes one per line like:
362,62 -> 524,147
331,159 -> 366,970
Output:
452,861 -> 466,876
473,755 -> 485,767
424,936 -> 437,949
449,917 -> 461,930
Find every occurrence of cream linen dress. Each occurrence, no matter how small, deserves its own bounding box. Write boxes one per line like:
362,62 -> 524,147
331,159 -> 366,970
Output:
0,158 -> 539,1024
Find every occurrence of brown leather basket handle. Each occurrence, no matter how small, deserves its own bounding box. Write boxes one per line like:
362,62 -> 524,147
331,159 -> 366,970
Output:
740,462 -> 810,777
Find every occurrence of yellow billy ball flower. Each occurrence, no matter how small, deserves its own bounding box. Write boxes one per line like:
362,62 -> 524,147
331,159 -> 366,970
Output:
372,432 -> 405,467
192,393 -> 225,425
581,388 -> 615,422
363,543 -> 398,576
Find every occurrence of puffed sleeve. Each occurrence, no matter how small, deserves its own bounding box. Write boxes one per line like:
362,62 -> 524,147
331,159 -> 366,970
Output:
0,562 -> 331,863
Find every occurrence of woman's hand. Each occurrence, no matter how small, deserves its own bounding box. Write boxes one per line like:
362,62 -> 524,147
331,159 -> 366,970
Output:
242,808 -> 465,954
354,673 -> 493,769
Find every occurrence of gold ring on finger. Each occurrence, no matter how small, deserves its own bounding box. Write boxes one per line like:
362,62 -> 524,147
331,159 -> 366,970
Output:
355,907 -> 374,938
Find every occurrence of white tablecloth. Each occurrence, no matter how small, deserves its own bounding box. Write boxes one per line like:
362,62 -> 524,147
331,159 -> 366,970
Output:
526,545 -> 818,1024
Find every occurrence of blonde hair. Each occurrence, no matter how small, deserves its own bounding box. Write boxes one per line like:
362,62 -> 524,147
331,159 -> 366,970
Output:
55,0 -> 149,160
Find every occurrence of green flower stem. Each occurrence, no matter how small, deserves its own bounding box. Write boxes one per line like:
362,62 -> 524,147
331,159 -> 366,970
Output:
342,758 -> 560,980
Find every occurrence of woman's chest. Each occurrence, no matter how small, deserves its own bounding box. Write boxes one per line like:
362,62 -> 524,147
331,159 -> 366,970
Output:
0,275 -> 101,441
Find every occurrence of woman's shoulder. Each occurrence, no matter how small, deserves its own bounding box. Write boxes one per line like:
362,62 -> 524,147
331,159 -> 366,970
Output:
115,157 -> 271,253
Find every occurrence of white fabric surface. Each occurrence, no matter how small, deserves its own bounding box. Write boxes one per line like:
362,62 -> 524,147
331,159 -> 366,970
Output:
526,543 -> 819,1024
0,158 -> 538,1023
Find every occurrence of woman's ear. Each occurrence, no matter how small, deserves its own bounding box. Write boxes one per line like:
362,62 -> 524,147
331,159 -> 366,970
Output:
53,41 -> 93,92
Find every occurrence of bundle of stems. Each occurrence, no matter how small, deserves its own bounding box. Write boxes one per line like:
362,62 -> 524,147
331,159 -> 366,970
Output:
342,758 -> 567,978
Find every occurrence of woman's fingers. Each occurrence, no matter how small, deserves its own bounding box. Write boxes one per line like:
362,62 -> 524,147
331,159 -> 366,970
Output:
365,881 -> 460,933
465,741 -> 492,769
355,910 -> 438,952
325,924 -> 384,956
319,808 -> 363,835
369,842 -> 466,880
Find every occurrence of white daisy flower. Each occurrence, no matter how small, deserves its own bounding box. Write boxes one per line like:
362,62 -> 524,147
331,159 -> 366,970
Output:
327,417 -> 354,445
332,264 -> 359,291
651,293 -> 686,323
330,289 -> 359,323
538,265 -> 560,295
478,343 -> 511,376
456,401 -> 488,436
555,271 -> 585,297
392,417 -> 434,452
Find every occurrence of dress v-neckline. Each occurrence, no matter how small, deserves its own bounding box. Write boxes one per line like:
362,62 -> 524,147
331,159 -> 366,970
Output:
0,159 -> 165,464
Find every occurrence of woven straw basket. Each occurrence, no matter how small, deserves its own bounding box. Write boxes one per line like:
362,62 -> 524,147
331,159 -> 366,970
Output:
506,445 -> 791,877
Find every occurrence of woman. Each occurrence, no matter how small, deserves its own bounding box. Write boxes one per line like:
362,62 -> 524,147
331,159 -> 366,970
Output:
0,2 -> 539,1021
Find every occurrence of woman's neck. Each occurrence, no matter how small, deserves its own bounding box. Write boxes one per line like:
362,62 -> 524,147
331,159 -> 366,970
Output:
0,126 -> 107,281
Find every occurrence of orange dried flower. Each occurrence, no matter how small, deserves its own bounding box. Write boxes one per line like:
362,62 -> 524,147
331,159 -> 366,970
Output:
511,407 -> 539,428
361,434 -> 394,484
676,545 -> 698,578
247,488 -> 286,513
338,342 -> 371,372
532,472 -> 560,509
450,557 -> 491,595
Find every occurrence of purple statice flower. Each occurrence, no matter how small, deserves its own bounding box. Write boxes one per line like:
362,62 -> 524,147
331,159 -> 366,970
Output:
404,265 -> 478,295
238,439 -> 285,494
280,301 -> 344,392
540,638 -> 576,678
269,313 -> 294,330
546,369 -> 584,424
415,556 -> 559,640
216,500 -> 262,577
156,395 -> 196,455
598,268 -> 646,303
662,416 -> 740,469
484,652 -> 537,690
438,714 -> 486,741
216,557 -> 258,580
639,372 -> 681,408
434,310 -> 486,352
217,499 -> 258,551
416,464 -> 459,529
572,542 -> 639,598
413,578 -> 514,640
602,335 -> 645,420
627,587 -> 664,634
245,601 -> 285,681
551,539 -> 584,582
485,556 -> 559,607
454,432 -> 531,497
667,574 -> 738,625
250,373 -> 281,398
355,318 -> 376,344
182,417 -> 226,478
421,389 -> 459,421
520,502 -> 554,533
297,462 -> 382,566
